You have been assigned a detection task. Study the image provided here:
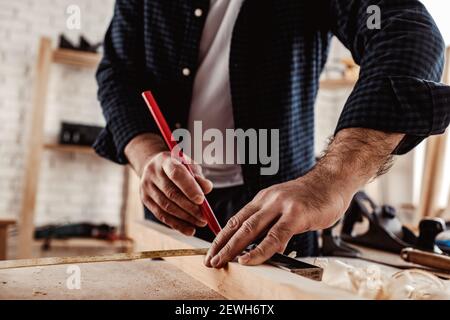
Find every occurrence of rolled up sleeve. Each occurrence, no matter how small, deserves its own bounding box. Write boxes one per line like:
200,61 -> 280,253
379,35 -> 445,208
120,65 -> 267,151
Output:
328,0 -> 450,154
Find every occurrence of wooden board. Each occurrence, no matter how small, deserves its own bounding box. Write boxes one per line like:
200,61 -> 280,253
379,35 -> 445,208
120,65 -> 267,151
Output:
52,48 -> 101,69
17,38 -> 53,259
0,220 -> 15,260
0,259 -> 223,300
129,220 -> 359,300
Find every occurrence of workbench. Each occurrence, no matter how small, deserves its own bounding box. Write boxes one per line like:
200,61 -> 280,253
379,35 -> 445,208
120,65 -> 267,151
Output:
0,259 -> 223,300
2,220 -> 448,300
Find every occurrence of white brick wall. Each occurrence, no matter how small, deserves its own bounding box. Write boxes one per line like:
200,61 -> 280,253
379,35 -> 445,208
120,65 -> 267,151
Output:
0,0 -> 121,227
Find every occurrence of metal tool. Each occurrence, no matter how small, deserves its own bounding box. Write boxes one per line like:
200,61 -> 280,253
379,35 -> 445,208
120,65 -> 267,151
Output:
0,248 -> 209,270
268,252 -> 323,281
340,192 -> 445,254
246,244 -> 323,281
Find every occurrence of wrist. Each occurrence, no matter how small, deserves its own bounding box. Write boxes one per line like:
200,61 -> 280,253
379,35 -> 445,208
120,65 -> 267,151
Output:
124,133 -> 167,177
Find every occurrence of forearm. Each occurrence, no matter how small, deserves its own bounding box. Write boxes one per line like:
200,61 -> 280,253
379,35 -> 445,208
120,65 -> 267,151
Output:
124,133 -> 167,177
302,128 -> 404,204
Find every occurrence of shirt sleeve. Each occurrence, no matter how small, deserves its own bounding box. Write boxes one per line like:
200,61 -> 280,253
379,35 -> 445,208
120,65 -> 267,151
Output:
94,0 -> 157,164
327,0 -> 450,154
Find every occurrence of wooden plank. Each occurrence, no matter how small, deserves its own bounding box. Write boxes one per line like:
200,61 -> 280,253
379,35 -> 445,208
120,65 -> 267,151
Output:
0,219 -> 14,260
129,220 -> 359,300
17,38 -> 53,258
0,228 -> 7,260
52,48 -> 101,68
417,133 -> 448,219
0,259 -> 223,300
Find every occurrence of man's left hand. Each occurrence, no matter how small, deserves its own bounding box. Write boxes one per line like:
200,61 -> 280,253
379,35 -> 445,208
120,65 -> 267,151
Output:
204,177 -> 349,268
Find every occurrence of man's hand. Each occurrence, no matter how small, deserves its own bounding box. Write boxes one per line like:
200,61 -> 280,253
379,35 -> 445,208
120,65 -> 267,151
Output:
125,133 -> 213,236
204,128 -> 404,268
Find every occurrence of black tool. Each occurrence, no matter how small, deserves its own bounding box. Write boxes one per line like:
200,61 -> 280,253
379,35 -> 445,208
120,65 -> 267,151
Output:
246,244 -> 323,281
58,34 -> 102,53
321,223 -> 361,258
59,122 -> 103,146
339,192 -> 445,254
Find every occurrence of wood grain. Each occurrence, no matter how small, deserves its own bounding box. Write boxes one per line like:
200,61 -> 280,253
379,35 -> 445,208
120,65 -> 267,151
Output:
0,259 -> 223,300
129,219 -> 359,299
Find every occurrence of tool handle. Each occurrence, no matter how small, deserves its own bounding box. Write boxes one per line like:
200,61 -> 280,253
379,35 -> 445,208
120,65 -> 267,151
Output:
142,91 -> 222,235
401,248 -> 450,272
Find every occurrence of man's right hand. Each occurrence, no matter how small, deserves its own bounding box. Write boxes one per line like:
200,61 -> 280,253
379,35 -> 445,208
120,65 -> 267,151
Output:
125,133 -> 213,236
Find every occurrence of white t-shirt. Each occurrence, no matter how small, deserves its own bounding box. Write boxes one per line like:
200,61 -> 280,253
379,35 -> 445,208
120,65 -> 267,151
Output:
188,0 -> 245,188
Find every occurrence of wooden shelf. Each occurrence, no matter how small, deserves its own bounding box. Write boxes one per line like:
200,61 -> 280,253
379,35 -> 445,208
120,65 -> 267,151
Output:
0,219 -> 16,227
52,48 -> 101,68
320,78 -> 356,89
43,143 -> 95,155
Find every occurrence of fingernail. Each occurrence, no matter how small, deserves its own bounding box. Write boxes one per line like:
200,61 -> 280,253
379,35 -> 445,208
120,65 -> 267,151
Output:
238,253 -> 250,264
196,220 -> 207,227
210,256 -> 220,267
193,195 -> 204,204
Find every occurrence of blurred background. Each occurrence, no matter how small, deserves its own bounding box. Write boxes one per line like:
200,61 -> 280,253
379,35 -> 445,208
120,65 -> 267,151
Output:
0,0 -> 448,260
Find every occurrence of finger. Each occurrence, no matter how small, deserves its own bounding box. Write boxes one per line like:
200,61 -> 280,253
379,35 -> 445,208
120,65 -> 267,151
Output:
204,201 -> 260,267
209,209 -> 279,268
195,174 -> 213,194
142,196 -> 196,236
148,184 -> 207,228
153,175 -> 205,222
238,220 -> 293,266
181,154 -> 203,176
162,158 -> 205,205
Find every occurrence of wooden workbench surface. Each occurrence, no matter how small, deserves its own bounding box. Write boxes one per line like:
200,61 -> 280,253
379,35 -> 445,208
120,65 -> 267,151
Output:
0,259 -> 224,300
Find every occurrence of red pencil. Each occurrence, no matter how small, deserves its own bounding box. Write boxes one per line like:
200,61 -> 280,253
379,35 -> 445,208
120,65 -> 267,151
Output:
142,91 -> 222,236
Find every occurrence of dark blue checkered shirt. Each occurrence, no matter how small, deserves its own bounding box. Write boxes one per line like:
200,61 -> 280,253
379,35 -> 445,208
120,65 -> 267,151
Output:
95,0 -> 450,194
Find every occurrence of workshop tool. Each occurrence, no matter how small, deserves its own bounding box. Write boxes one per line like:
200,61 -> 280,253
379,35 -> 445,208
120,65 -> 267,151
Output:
0,246 -> 323,281
246,244 -> 323,281
401,248 -> 450,272
269,252 -> 323,281
340,192 -> 445,254
436,229 -> 450,254
142,91 -> 222,235
0,248 -> 209,270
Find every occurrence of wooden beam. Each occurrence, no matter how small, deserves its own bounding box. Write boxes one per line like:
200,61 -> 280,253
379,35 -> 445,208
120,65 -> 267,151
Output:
17,37 -> 53,258
0,220 -> 15,260
129,219 -> 358,299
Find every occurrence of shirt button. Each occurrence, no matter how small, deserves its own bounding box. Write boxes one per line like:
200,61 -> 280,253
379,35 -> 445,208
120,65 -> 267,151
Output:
194,8 -> 203,17
182,67 -> 191,77
175,122 -> 181,129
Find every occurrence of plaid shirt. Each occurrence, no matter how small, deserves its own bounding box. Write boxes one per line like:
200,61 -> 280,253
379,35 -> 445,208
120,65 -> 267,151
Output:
95,0 -> 450,193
